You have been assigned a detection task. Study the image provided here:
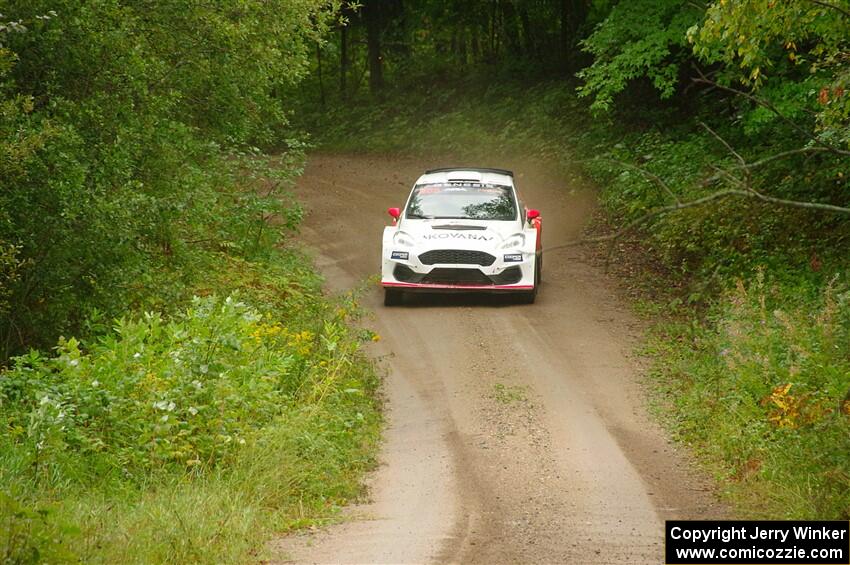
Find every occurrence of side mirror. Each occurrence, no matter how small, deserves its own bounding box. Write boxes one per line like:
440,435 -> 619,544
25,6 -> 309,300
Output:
526,209 -> 540,222
387,207 -> 401,220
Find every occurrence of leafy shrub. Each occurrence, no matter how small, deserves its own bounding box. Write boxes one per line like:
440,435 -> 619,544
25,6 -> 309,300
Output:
649,271 -> 850,518
0,267 -> 381,562
0,290 -> 374,480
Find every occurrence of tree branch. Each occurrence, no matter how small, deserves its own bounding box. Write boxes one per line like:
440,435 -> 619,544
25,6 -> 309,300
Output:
699,121 -> 744,167
691,67 -> 850,157
547,190 -> 748,251
745,187 -> 850,215
593,157 -> 681,204
737,146 -> 833,171
806,0 -> 850,19
560,86 -> 850,257
699,121 -> 752,186
548,188 -> 850,252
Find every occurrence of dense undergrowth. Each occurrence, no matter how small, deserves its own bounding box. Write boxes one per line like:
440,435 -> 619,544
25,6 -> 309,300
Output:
1,2 -> 382,563
0,251 -> 381,564
646,272 -> 850,518
299,68 -> 850,518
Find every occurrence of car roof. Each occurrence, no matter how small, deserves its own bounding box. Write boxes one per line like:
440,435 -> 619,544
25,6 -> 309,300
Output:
417,167 -> 514,187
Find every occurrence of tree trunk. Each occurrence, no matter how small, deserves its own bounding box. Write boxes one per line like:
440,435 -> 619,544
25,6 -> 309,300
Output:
316,42 -> 325,107
339,24 -> 348,102
489,0 -> 497,58
500,0 -> 521,55
494,0 -> 502,56
518,5 -> 534,58
560,0 -> 569,65
451,27 -> 458,59
363,0 -> 384,96
560,0 -> 588,69
458,26 -> 468,65
396,0 -> 411,58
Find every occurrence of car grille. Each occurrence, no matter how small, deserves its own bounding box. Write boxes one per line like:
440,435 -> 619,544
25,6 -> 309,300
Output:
393,265 -> 523,286
418,249 -> 496,266
421,268 -> 493,285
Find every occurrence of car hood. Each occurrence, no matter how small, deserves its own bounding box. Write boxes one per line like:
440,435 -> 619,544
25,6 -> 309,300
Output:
398,218 -> 521,250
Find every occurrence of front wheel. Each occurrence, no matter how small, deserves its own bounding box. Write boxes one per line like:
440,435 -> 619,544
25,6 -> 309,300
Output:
536,251 -> 543,283
518,287 -> 537,304
384,288 -> 404,306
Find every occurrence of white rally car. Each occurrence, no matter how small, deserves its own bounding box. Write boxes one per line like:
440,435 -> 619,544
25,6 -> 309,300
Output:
381,167 -> 542,305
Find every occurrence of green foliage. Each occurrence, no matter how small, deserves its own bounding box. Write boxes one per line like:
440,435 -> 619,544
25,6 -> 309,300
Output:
577,0 -> 703,111
690,0 -> 848,87
586,121 -> 849,281
0,1 -> 335,359
576,0 -> 850,152
0,255 -> 381,562
648,272 -> 850,518
689,0 -> 850,148
0,490 -> 77,564
0,243 -> 23,318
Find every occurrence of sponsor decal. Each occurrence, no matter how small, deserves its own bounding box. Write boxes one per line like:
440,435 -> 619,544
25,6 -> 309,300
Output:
423,232 -> 494,241
503,253 -> 523,263
391,251 -> 409,260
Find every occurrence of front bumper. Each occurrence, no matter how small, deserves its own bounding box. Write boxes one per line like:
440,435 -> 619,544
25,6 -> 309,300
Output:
381,248 -> 535,292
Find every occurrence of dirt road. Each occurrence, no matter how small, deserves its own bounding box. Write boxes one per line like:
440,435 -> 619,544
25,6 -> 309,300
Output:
273,154 -> 721,564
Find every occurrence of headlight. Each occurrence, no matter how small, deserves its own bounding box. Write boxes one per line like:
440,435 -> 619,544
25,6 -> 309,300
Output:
393,231 -> 415,247
500,234 -> 525,250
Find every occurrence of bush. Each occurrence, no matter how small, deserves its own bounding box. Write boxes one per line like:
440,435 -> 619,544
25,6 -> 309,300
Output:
0,3 -> 383,562
0,260 -> 381,563
649,271 -> 850,518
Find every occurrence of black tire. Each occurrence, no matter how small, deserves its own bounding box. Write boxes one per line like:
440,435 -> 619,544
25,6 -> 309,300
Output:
384,288 -> 404,306
518,288 -> 537,304
536,251 -> 543,284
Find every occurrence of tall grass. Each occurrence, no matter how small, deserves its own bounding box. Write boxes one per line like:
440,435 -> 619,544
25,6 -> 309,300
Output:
646,271 -> 850,518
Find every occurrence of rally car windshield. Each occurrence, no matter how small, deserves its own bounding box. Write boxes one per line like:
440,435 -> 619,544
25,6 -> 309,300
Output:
405,183 -> 517,220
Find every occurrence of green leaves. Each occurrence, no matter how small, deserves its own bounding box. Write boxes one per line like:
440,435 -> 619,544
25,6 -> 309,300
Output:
688,0 -> 850,147
690,0 -> 848,86
577,0 -> 703,112
577,0 -> 850,151
0,1 -> 333,359
0,257 -> 381,562
0,290 -> 373,480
